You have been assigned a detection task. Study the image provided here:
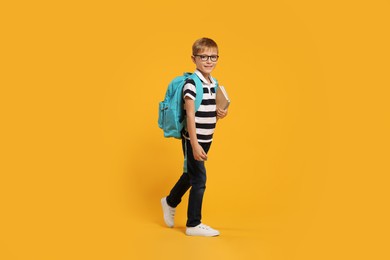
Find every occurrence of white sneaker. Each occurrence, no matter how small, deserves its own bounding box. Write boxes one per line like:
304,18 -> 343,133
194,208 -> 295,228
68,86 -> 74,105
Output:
161,197 -> 175,228
186,223 -> 220,237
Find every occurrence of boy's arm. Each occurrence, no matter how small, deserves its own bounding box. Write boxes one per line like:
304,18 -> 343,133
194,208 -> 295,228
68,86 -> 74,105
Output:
184,97 -> 208,161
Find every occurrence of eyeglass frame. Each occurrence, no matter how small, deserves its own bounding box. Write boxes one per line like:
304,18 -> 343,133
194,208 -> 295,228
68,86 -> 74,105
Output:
193,54 -> 219,62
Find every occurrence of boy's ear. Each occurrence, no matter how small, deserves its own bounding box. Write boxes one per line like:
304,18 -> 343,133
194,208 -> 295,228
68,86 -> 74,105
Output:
191,56 -> 196,63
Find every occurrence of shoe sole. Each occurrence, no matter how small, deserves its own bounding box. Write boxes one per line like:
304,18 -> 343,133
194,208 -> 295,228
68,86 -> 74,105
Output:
185,230 -> 220,237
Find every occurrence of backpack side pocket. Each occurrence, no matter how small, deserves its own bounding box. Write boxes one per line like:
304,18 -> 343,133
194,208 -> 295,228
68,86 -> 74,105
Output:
158,101 -> 167,129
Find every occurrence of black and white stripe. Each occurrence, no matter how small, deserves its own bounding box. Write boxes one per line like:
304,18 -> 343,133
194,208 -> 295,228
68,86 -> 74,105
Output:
182,70 -> 217,143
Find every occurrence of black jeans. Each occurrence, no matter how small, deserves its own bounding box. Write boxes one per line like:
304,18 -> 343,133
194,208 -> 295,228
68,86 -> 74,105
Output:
166,138 -> 211,227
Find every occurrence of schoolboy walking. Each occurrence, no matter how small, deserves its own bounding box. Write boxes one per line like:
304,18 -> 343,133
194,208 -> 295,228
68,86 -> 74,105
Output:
161,38 -> 228,236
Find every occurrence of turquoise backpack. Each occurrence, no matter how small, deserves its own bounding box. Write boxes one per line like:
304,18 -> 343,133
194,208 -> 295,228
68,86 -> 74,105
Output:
158,72 -> 218,138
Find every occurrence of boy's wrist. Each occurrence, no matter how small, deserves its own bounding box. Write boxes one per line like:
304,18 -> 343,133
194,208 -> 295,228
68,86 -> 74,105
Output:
190,138 -> 198,147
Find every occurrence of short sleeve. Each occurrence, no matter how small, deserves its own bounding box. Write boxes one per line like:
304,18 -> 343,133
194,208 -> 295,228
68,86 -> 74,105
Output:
183,79 -> 196,100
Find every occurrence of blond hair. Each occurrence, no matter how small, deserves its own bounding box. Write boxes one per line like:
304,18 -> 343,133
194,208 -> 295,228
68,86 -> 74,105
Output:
192,37 -> 218,55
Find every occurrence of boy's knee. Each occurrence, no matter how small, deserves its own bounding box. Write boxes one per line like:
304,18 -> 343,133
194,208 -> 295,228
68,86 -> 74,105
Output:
191,179 -> 206,190
191,184 -> 206,195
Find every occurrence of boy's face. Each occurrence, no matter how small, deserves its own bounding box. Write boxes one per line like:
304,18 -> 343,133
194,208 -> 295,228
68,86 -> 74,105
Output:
192,47 -> 218,76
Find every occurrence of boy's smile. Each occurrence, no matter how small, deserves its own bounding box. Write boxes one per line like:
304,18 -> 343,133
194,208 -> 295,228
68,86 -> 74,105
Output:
192,48 -> 218,80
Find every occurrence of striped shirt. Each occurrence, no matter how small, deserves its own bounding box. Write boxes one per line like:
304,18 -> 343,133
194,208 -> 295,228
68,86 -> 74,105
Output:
182,70 -> 217,143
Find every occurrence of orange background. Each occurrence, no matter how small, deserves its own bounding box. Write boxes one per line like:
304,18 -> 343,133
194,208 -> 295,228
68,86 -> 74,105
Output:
1,0 -> 389,259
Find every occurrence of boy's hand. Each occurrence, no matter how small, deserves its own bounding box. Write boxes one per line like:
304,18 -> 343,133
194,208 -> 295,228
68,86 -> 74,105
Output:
217,108 -> 228,119
192,143 -> 208,161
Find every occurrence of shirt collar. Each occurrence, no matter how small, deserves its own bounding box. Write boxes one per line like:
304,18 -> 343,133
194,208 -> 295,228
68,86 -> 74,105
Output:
195,70 -> 216,86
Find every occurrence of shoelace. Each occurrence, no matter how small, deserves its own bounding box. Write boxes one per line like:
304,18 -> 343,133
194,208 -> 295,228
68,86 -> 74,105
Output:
198,224 -> 211,230
169,208 -> 176,217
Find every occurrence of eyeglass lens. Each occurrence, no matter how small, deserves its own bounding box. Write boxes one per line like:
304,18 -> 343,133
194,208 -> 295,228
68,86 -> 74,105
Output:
196,55 -> 219,62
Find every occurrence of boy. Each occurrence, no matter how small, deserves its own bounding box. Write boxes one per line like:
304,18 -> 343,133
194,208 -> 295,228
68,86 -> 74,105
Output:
161,38 -> 228,236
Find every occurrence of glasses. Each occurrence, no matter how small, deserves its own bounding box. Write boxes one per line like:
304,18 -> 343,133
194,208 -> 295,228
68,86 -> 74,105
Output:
194,55 -> 219,62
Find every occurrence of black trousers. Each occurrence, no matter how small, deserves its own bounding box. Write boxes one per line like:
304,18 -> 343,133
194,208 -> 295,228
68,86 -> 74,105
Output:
166,138 -> 211,227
